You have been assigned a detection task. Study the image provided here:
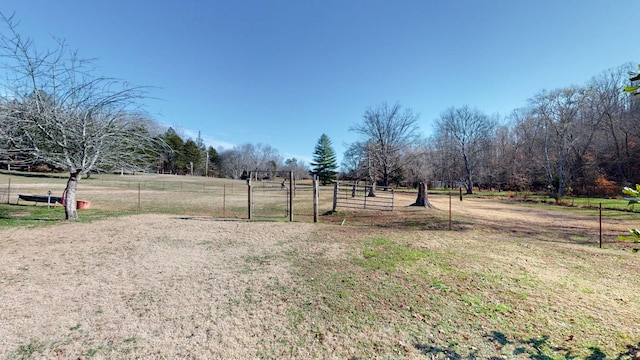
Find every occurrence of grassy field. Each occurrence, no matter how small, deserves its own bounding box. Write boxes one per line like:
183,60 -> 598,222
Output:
0,172 -> 331,221
1,171 -> 639,359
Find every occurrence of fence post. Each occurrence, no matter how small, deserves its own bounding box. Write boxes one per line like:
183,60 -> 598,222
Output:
247,172 -> 252,220
332,183 -> 338,212
390,189 -> 395,211
363,185 -> 367,209
313,175 -> 319,223
449,192 -> 452,230
223,184 -> 226,217
289,171 -> 293,222
138,182 -> 141,211
599,203 -> 602,248
7,178 -> 10,204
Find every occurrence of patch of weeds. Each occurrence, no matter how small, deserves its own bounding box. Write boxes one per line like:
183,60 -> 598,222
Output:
244,254 -> 274,266
287,308 -> 305,328
580,286 -> 594,294
430,279 -> 451,292
69,324 -> 81,331
13,340 -> 44,359
242,254 -> 275,273
356,237 -> 430,272
224,293 -> 241,306
84,347 -> 100,358
243,286 -> 262,304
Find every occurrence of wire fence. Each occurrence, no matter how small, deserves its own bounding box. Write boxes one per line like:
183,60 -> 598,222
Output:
251,181 -> 289,218
0,173 -> 332,220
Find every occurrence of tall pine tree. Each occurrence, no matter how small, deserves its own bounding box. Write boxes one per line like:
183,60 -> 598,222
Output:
311,134 -> 338,185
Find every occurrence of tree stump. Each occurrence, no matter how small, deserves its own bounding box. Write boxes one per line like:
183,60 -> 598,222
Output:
411,182 -> 432,207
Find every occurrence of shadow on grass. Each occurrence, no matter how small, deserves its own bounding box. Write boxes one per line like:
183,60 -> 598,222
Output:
414,331 -> 640,360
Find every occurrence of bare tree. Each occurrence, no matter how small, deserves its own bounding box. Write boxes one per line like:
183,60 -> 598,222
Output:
0,13 -> 161,220
219,148 -> 244,179
507,108 -> 551,191
350,102 -> 421,189
586,65 -> 637,184
218,143 -> 281,180
341,141 -> 368,180
402,139 -> 432,188
282,157 -> 310,180
435,106 -> 497,194
528,87 -> 591,198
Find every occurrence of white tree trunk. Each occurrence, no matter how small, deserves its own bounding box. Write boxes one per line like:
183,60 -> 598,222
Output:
64,171 -> 80,220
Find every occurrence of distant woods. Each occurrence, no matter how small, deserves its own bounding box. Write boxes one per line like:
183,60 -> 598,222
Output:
343,64 -> 640,197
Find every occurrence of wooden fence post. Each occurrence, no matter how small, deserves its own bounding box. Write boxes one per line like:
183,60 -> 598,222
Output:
313,175 -> 319,223
289,171 -> 293,222
333,183 -> 338,212
247,172 -> 252,220
449,192 -> 452,230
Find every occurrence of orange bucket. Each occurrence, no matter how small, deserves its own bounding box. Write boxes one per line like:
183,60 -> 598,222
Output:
76,200 -> 91,209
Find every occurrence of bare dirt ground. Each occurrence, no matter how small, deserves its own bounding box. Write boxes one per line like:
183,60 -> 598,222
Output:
1,192 -> 639,359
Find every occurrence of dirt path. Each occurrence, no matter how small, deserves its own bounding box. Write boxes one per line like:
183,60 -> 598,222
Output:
426,194 -> 634,247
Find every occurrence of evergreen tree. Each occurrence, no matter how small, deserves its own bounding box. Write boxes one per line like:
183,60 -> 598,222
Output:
311,134 -> 338,185
207,146 -> 220,176
163,128 -> 186,174
182,139 -> 203,175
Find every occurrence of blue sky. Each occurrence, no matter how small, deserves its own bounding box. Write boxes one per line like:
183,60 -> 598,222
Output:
2,1 -> 639,166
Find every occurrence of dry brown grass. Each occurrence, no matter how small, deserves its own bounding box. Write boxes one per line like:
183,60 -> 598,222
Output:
1,173 -> 640,359
0,215 -> 318,359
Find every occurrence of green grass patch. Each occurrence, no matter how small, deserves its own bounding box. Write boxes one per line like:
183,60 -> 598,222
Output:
0,203 -> 136,228
0,203 -> 66,227
277,230 -> 640,359
356,237 -> 431,271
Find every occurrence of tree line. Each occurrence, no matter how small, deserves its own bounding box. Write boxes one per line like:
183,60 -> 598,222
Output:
342,64 -> 640,198
157,127 -> 311,181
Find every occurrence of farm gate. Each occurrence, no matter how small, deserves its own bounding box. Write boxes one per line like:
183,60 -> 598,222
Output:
247,172 -> 320,221
332,182 -> 395,211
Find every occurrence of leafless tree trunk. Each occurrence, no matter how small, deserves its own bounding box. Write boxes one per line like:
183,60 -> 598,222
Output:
411,182 -> 432,207
64,170 -> 81,220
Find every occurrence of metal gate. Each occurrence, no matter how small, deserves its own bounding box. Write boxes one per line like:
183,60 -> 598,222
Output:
333,182 -> 395,211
